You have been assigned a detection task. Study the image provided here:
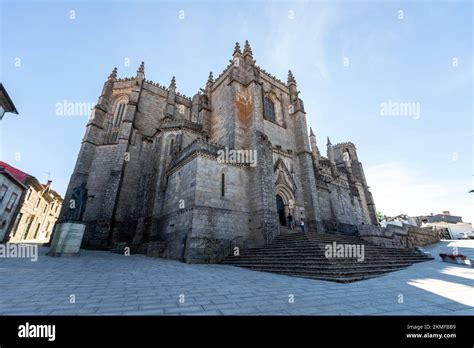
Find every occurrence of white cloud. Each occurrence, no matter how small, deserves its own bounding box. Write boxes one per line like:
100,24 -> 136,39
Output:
365,161 -> 472,223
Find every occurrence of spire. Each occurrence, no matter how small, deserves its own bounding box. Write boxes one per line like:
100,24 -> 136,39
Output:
243,40 -> 253,58
327,136 -> 335,165
136,62 -> 145,80
99,67 -> 117,105
169,76 -> 176,90
233,42 -> 241,55
206,71 -> 214,90
108,67 -> 117,80
288,70 -> 296,86
309,127 -> 320,163
137,61 -> 144,74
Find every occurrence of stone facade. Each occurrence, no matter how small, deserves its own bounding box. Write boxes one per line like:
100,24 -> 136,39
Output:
0,161 -> 64,243
60,41 -> 378,263
0,167 -> 26,241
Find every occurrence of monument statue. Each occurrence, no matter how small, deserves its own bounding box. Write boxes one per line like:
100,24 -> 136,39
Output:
49,182 -> 88,256
65,183 -> 88,222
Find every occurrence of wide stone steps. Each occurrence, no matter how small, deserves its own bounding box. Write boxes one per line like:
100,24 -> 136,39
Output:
222,258 -> 427,267
231,265 -> 412,275
220,262 -> 422,271
242,268 -> 404,283
233,254 -> 428,262
272,238 -> 408,248
221,258 -> 428,266
248,249 -> 419,256
256,234 -> 403,245
220,231 -> 433,282
236,249 -> 426,256
239,245 -> 421,252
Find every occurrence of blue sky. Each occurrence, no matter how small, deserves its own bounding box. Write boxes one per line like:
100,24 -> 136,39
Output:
1,0 -> 472,222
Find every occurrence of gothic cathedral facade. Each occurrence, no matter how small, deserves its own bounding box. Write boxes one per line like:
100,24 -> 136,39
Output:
59,41 -> 378,263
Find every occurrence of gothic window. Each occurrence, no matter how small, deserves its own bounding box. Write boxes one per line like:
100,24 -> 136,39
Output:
264,97 -> 275,122
221,173 -> 225,197
169,139 -> 174,156
108,101 -> 127,143
113,103 -> 126,127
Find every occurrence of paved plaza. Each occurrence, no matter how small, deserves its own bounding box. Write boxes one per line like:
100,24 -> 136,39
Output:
0,240 -> 473,315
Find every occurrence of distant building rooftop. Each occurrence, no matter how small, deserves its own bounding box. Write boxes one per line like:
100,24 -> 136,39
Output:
0,161 -> 29,184
0,161 -> 62,201
423,214 -> 463,224
385,212 -> 464,227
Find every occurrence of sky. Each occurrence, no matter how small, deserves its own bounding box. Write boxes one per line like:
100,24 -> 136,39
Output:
0,0 -> 472,223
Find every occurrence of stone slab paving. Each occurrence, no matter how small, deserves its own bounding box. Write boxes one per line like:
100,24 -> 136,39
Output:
0,240 -> 472,315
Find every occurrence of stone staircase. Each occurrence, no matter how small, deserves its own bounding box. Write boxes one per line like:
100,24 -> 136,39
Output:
220,228 -> 433,283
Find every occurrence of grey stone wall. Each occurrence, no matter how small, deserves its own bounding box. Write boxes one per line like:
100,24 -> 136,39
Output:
358,224 -> 440,249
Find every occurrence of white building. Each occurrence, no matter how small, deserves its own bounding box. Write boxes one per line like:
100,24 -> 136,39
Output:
422,221 -> 472,240
0,166 -> 26,241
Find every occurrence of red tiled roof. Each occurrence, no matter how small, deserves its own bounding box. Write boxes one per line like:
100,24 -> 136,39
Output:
0,161 -> 30,184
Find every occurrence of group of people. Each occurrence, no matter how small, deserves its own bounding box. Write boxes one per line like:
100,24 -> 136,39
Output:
286,214 -> 304,233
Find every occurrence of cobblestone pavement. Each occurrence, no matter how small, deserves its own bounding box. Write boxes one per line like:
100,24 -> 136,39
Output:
0,240 -> 473,315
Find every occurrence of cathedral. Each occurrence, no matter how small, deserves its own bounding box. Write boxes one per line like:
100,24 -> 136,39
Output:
59,41 -> 378,263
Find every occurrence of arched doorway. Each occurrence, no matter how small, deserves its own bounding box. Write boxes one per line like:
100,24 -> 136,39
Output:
276,194 -> 286,226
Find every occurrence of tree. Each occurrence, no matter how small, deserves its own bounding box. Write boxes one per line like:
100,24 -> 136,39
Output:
376,211 -> 385,223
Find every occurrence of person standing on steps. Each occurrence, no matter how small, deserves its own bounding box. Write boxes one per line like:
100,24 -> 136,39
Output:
299,218 -> 305,233
287,213 -> 294,230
